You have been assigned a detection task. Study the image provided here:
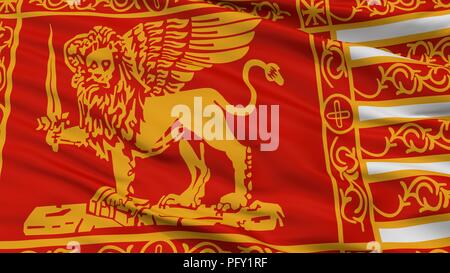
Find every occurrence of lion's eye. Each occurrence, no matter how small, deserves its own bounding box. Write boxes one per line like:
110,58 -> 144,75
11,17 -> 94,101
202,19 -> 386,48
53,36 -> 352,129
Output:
102,60 -> 111,70
89,61 -> 98,70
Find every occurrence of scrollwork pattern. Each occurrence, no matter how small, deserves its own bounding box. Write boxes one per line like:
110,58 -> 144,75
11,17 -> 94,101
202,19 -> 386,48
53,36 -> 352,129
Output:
432,0 -> 450,8
406,37 -> 450,65
355,37 -> 450,99
238,245 -> 276,253
29,0 -> 170,12
30,0 -> 97,10
211,1 -> 291,22
22,240 -> 281,253
330,137 -> 368,231
98,245 -> 134,253
355,63 -> 450,98
330,0 -> 427,22
182,242 -> 230,253
320,40 -> 348,88
0,22 -> 13,127
374,176 -> 450,218
362,120 -> 450,157
0,22 -> 12,93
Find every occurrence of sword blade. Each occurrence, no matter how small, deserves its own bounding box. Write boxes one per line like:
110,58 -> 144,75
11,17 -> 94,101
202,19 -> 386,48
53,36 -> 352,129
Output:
45,25 -> 61,122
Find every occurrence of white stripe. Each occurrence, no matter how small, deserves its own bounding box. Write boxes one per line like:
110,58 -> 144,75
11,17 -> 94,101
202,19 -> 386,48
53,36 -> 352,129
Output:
366,161 -> 450,176
380,220 -> 450,243
337,14 -> 450,43
358,102 -> 450,122
349,46 -> 406,60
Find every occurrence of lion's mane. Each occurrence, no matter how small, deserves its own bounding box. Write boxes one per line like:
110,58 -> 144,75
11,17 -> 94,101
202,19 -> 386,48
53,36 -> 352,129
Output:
64,26 -> 147,159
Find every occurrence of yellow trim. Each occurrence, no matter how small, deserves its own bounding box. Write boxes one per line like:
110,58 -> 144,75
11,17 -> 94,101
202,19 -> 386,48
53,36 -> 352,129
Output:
0,0 -> 447,252
349,56 -> 427,68
366,170 -> 450,184
356,95 -> 450,128
382,237 -> 450,250
309,34 -> 344,249
0,3 -> 214,19
296,1 -> 450,34
324,0 -> 333,29
356,95 -> 450,107
365,153 -> 450,163
376,213 -> 450,229
0,2 -> 22,175
343,43 -> 381,243
296,0 -> 305,30
300,25 -> 335,34
1,230 -> 448,252
364,154 -> 450,183
345,29 -> 450,48
328,10 -> 450,46
0,230 -> 366,252
0,228 -> 447,252
359,117 -> 450,129
331,9 -> 450,32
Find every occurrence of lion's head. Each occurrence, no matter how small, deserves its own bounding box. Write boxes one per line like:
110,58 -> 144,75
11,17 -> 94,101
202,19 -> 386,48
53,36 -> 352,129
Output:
65,26 -> 123,90
64,27 -> 146,157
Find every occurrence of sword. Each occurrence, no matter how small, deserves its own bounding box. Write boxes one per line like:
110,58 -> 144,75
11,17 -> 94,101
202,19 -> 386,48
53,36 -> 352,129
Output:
36,25 -> 74,152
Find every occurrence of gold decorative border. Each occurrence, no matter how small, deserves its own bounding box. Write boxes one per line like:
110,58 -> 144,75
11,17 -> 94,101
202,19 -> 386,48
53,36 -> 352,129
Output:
310,35 -> 345,247
0,23 -> 13,94
309,3 -> 450,250
0,2 -> 213,18
297,0 -> 450,34
373,176 -> 450,219
0,0 -> 448,252
297,0 -> 448,31
207,0 -> 291,22
28,0 -> 166,12
1,231 -> 370,253
1,0 -> 290,19
0,0 -> 22,174
328,0 -> 427,23
9,231 -> 450,253
0,0 -> 20,13
310,35 -> 376,245
0,0 -> 337,253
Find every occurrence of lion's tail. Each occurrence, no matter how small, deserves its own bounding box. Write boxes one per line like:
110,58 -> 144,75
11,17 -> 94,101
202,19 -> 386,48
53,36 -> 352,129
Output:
217,59 -> 262,116
215,59 -> 284,116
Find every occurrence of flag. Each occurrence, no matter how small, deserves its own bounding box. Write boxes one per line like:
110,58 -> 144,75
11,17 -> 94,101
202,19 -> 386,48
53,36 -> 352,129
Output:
0,0 -> 448,253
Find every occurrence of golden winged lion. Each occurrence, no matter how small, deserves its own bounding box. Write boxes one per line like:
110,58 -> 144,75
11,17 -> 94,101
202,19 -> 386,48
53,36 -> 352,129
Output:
39,12 -> 284,216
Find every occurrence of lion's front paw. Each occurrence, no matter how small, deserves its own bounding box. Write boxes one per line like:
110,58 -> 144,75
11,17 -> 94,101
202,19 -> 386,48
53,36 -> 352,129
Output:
104,193 -> 150,213
104,192 -> 128,207
89,186 -> 128,217
158,193 -> 196,209
217,192 -> 248,211
89,186 -> 150,218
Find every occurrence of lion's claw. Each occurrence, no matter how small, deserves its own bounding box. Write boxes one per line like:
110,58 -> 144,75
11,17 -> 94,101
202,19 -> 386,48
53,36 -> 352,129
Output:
218,192 -> 247,211
158,193 -> 196,208
216,203 -> 231,212
104,192 -> 128,207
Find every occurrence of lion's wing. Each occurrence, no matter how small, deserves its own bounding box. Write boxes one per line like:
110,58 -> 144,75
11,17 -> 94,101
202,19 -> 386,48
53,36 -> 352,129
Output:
122,11 -> 261,95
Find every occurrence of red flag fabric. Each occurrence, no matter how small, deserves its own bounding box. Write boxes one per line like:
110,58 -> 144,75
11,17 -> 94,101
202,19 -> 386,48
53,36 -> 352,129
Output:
0,0 -> 448,253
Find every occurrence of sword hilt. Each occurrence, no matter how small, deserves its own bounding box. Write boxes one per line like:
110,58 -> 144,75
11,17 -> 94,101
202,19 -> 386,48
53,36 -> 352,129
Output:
36,112 -> 70,152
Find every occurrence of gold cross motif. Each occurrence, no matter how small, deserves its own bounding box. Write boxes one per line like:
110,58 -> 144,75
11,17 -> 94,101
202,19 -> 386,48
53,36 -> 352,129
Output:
326,100 -> 351,128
